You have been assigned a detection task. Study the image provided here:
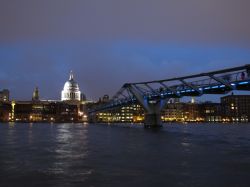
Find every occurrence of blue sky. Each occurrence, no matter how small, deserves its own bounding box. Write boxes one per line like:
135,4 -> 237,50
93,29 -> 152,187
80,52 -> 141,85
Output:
0,41 -> 249,101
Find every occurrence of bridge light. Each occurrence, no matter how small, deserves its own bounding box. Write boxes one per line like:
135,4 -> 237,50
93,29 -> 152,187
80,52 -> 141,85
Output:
212,86 -> 219,89
238,81 -> 249,85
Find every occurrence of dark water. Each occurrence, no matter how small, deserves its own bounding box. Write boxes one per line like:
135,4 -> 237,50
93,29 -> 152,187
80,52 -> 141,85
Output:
0,123 -> 250,187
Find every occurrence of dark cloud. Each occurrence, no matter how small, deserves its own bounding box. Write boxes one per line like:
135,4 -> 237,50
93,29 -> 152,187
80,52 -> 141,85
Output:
0,0 -> 250,45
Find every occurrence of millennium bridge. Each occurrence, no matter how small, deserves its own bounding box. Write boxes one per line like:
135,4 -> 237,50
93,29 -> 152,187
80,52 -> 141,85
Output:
89,64 -> 250,128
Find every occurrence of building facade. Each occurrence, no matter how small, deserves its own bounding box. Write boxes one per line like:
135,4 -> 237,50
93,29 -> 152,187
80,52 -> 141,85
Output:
199,102 -> 222,122
0,102 -> 11,122
221,95 -> 250,122
95,104 -> 144,123
162,103 -> 185,122
11,100 -> 79,122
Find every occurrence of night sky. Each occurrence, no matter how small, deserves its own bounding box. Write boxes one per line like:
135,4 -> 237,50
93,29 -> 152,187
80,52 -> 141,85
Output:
0,0 -> 250,101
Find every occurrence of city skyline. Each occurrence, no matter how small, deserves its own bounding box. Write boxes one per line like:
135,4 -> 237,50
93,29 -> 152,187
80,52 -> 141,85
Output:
1,62 -> 249,102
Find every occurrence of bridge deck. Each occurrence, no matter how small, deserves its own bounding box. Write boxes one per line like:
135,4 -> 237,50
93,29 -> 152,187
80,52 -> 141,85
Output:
89,64 -> 250,113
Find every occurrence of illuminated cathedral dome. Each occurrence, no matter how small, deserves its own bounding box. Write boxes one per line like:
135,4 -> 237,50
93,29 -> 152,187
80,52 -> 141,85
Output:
61,71 -> 81,101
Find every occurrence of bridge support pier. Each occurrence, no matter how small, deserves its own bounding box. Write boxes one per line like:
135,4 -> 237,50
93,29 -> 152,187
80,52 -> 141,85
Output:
144,113 -> 162,128
127,84 -> 168,128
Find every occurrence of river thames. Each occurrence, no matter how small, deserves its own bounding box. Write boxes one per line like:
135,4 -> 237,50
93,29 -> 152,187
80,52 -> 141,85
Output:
0,123 -> 250,187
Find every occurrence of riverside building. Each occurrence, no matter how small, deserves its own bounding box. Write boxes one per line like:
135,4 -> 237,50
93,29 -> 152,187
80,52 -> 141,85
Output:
221,94 -> 250,122
92,97 -> 239,123
0,71 -> 90,123
10,87 -> 80,122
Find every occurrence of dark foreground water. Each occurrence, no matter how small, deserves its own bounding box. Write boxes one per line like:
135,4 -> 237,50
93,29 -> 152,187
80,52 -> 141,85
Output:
0,123 -> 250,187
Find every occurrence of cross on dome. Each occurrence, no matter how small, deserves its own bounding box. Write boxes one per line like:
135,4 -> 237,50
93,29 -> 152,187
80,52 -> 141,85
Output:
69,71 -> 74,80
69,70 -> 74,80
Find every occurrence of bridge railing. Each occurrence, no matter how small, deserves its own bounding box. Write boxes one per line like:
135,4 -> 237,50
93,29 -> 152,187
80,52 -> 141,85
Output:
181,71 -> 247,87
140,70 -> 249,97
122,69 -> 249,100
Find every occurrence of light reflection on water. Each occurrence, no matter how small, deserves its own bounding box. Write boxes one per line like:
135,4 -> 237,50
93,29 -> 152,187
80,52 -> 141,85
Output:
49,123 -> 91,182
0,123 -> 250,187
